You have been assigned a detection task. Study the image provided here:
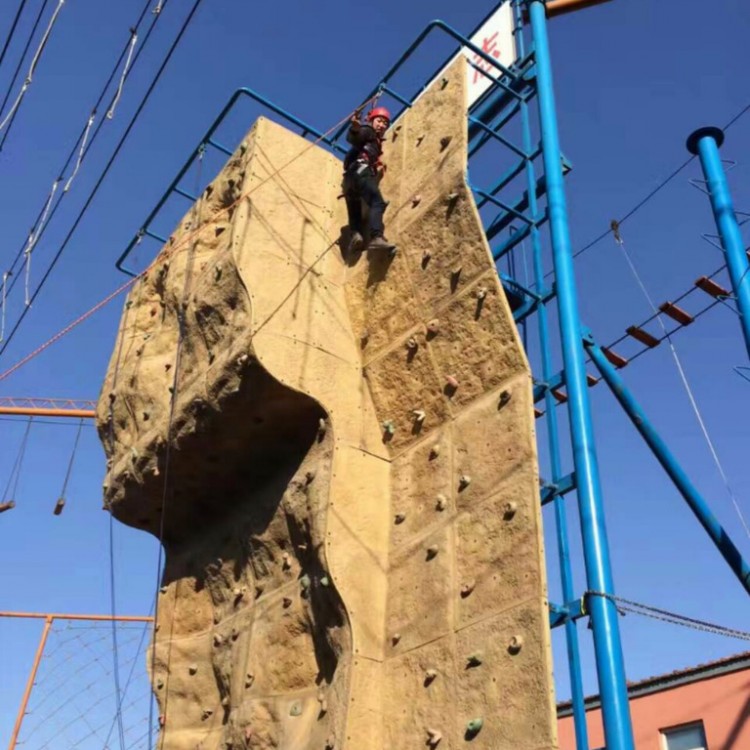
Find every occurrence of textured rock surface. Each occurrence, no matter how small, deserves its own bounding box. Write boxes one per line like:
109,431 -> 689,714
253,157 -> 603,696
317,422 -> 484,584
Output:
97,56 -> 557,750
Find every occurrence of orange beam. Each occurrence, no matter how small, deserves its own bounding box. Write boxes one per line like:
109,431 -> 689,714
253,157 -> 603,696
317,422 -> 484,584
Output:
0,611 -> 153,622
0,407 -> 95,418
8,616 -> 52,750
545,0 -> 614,17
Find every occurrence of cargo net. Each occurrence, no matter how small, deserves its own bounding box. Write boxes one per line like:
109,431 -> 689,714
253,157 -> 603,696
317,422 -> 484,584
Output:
11,617 -> 157,750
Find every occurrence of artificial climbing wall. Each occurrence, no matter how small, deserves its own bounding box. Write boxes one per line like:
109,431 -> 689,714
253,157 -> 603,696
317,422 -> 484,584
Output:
97,56 -> 557,750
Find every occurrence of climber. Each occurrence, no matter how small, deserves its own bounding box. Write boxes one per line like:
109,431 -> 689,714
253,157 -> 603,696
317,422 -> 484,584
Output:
342,105 -> 397,255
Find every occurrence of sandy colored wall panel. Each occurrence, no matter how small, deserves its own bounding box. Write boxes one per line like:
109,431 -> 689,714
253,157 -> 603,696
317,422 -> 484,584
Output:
98,56 -> 556,750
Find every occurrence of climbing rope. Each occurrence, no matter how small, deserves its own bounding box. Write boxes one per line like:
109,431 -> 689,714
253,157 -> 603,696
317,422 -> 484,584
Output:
0,0 -> 66,134
612,224 -> 750,541
54,417 -> 83,515
24,178 -> 61,305
0,272 -> 8,342
587,591 -> 750,642
107,30 -> 139,120
63,114 -> 95,193
1,417 -> 33,508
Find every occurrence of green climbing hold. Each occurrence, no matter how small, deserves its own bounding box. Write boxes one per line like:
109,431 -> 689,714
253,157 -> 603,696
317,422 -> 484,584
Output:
465,718 -> 483,738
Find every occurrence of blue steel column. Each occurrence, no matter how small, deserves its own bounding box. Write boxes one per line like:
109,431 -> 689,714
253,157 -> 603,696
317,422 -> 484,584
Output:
588,336 -> 750,594
527,3 -> 635,749
512,3 -> 589,747
687,127 -> 750,361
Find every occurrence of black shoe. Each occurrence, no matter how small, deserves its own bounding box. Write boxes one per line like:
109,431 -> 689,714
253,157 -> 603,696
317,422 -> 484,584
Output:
368,235 -> 397,255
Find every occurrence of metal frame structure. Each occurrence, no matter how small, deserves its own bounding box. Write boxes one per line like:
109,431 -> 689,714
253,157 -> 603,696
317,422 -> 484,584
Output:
100,2 -> 750,750
4,611 -> 154,750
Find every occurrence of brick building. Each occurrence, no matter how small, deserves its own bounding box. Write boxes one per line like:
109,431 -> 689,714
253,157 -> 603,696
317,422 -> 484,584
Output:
557,652 -> 750,749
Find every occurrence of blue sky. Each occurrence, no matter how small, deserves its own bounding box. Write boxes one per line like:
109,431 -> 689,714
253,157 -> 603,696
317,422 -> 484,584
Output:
1,0 -> 750,744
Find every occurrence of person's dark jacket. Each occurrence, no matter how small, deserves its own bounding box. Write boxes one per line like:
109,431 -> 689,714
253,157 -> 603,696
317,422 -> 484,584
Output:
344,123 -> 383,171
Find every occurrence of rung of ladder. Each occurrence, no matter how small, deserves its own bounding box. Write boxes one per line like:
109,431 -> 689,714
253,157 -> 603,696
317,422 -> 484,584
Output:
602,346 -> 628,368
695,276 -> 730,298
626,325 -> 660,348
659,302 -> 694,326
586,373 -> 600,386
551,388 -> 568,404
534,407 -> 545,419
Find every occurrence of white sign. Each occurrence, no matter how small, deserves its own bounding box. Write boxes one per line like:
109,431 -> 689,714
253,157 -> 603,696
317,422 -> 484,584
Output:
461,2 -> 517,106
418,2 -> 517,109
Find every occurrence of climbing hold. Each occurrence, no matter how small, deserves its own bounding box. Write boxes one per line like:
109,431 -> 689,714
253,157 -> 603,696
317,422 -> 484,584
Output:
283,597 -> 292,608
441,76 -> 449,88
213,612 -> 221,624
424,668 -> 437,686
465,718 -> 483,738
290,701 -> 302,717
318,696 -> 328,716
214,264 -> 222,281
245,672 -> 255,688
189,664 -> 198,675
435,495 -> 447,512
406,337 -> 418,351
426,728 -> 442,747
447,191 -> 459,202
382,420 -> 396,436
160,586 -> 168,595
221,696 -> 230,708
53,498 -> 65,516
451,265 -> 463,279
213,633 -> 223,647
458,474 -> 472,491
477,286 -> 488,300
391,633 -> 401,646
429,443 -> 441,460
413,409 -> 426,423
411,194 -> 422,208
460,580 -> 476,598
360,329 -> 370,346
305,469 -> 316,484
201,708 -> 213,721
466,653 -> 483,668
499,389 -> 512,407
445,375 -> 459,390
503,501 -> 518,520
318,417 -> 327,437
142,410 -> 150,422
426,319 -> 440,334
416,134 -> 425,146
156,678 -> 164,690
422,250 -> 432,267
320,576 -> 330,587
325,736 -> 336,750
255,584 -> 265,599
440,135 -> 452,150
237,353 -> 249,367
394,513 -> 406,525
231,627 -> 239,641
282,552 -> 292,570
300,574 -> 311,589
159,715 -> 166,728
508,635 -> 524,654
426,545 -> 439,560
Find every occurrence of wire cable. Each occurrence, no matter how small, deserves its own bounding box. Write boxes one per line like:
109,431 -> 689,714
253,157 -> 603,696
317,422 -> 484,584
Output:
614,228 -> 750,541
0,0 -> 30,73
0,0 -> 65,136
0,0 -> 168,306
0,0 -> 195,358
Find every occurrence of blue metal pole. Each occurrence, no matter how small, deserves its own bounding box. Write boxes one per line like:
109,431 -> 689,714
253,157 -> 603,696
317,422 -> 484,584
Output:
512,3 -> 589,747
587,336 -> 750,594
528,3 -> 635,749
687,127 -> 750,362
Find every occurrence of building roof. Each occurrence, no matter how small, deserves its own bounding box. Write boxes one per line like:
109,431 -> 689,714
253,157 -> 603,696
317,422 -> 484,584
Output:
557,651 -> 750,718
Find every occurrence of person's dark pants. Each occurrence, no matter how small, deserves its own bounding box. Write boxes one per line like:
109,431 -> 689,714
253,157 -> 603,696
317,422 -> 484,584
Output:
343,166 -> 387,238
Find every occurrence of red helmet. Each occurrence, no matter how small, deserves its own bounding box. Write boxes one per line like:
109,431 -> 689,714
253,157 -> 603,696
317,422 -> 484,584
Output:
367,106 -> 391,124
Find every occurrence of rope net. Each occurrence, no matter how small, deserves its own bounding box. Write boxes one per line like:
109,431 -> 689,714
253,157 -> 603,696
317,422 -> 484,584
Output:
8,617 -> 156,750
